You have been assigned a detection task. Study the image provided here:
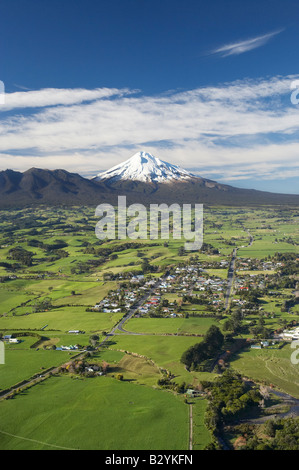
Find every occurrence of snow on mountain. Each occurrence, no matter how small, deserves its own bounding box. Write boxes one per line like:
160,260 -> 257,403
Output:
92,151 -> 196,183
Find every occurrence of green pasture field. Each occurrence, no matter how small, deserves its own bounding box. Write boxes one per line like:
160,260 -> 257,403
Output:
22,278 -> 102,297
182,305 -> 216,313
94,348 -> 125,363
0,290 -> 34,315
229,344 -> 299,398
0,305 -> 123,333
124,316 -> 218,335
205,268 -> 228,279
83,348 -> 162,388
108,353 -> 162,387
237,239 -> 298,258
0,279 -> 114,313
108,333 -> 216,385
192,398 -> 212,450
33,332 -> 91,349
0,204 -> 298,450
161,292 -> 180,303
51,281 -> 117,306
0,347 -> 76,391
0,375 -> 189,450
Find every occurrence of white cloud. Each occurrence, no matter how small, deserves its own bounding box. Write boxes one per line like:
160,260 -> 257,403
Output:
0,75 -> 298,184
1,87 -> 134,111
211,30 -> 284,57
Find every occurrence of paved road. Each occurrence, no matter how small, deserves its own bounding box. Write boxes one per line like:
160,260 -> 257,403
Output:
244,228 -> 253,247
99,278 -> 163,344
224,228 -> 253,311
224,248 -> 237,310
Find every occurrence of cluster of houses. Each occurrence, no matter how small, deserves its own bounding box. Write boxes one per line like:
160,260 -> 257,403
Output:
169,265 -> 228,302
138,294 -> 162,316
93,290 -> 135,313
89,256 -> 295,321
91,261 -> 231,317
232,275 -> 266,308
92,276 -> 157,313
235,274 -> 265,290
236,258 -> 282,272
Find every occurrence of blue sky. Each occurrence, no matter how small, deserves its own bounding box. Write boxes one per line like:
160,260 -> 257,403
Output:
0,0 -> 299,193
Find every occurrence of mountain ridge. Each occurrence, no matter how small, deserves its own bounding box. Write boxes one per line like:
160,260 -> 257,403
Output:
0,157 -> 298,208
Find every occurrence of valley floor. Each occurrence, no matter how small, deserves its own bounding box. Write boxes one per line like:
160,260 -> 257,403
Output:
0,205 -> 298,450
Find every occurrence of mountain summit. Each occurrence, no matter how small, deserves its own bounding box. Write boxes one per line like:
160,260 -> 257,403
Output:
93,151 -> 196,183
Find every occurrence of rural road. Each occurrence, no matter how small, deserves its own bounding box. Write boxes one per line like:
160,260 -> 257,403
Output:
224,248 -> 237,310
99,277 -> 164,343
244,228 -> 253,247
224,228 -> 253,311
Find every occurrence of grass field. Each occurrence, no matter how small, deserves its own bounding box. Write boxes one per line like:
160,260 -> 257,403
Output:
108,334 -> 216,385
229,344 -> 299,398
192,399 -> 212,450
0,375 -> 189,450
125,316 -> 218,335
0,347 -> 76,391
0,306 -> 123,333
0,289 -> 34,315
0,205 -> 298,450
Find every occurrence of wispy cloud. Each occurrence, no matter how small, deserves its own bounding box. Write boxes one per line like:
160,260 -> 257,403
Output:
0,75 -> 298,186
1,87 -> 135,111
211,29 -> 284,57
13,84 -> 32,91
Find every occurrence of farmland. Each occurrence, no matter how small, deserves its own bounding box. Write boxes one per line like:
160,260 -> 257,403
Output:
0,376 -> 189,450
0,204 -> 298,450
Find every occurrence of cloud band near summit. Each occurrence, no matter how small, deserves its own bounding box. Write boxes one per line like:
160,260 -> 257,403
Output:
0,75 -> 299,183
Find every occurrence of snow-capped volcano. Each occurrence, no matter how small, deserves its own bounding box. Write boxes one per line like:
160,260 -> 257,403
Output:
93,151 -> 196,183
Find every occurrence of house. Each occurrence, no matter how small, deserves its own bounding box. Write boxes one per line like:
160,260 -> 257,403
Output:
281,327 -> 299,341
3,335 -> 12,341
185,389 -> 203,398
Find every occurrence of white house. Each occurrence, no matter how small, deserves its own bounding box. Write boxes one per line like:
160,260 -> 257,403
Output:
281,327 -> 299,341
